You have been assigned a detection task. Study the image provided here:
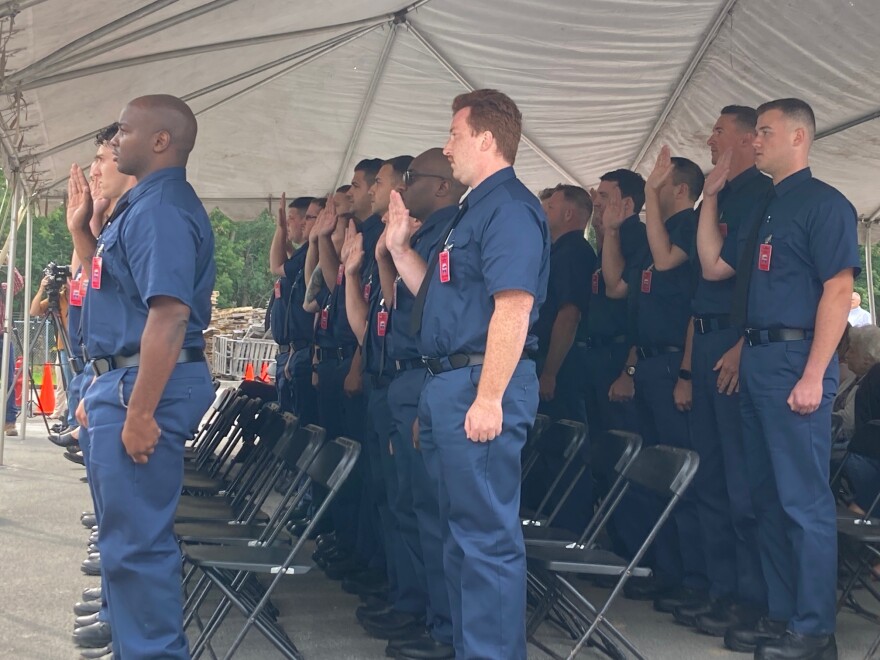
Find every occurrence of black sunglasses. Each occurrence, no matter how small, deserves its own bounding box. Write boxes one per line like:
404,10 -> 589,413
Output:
403,170 -> 447,187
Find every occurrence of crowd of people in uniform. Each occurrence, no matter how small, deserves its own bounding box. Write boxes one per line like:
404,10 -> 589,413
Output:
45,86 -> 862,660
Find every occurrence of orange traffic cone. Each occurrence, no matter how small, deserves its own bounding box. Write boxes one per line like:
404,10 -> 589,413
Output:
260,362 -> 269,382
243,363 -> 255,381
36,363 -> 55,415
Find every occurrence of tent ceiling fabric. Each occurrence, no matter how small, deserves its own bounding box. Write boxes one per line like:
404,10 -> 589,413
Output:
1,0 -> 879,219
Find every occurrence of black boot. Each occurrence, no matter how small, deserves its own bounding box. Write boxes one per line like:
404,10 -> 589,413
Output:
756,631 -> 837,660
724,617 -> 786,653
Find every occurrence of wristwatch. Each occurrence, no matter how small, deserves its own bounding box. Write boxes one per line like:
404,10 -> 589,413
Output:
625,365 -> 636,377
678,368 -> 692,381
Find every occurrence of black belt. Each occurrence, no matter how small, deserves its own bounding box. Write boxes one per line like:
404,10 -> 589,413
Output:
394,358 -> 425,373
91,348 -> 205,376
69,356 -> 85,375
744,328 -> 814,347
693,315 -> 732,335
637,345 -> 682,360
422,352 -> 529,376
314,345 -> 357,363
579,335 -> 627,349
277,340 -> 311,354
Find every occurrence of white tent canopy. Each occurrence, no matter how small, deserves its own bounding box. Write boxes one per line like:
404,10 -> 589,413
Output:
0,0 -> 878,220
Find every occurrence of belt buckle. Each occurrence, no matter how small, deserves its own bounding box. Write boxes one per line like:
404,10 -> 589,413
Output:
92,356 -> 112,376
422,357 -> 438,376
694,318 -> 705,334
337,348 -> 345,361
744,329 -> 759,347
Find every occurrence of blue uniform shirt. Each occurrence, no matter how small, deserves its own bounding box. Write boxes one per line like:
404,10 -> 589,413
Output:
533,229 -> 597,353
387,205 -> 458,361
83,167 -> 215,358
282,243 -> 315,343
269,273 -> 292,345
692,166 -> 773,316
363,267 -> 394,376
417,167 -> 549,357
632,208 -> 697,348
740,167 -> 860,329
587,214 -> 649,340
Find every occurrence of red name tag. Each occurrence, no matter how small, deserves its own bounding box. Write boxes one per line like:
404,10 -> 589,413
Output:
439,250 -> 451,283
377,310 -> 388,337
91,256 -> 103,289
640,269 -> 653,294
274,280 -> 281,299
320,308 -> 329,330
592,271 -> 599,294
337,264 -> 344,286
70,282 -> 82,307
363,282 -> 371,302
758,243 -> 772,271
719,223 -> 728,238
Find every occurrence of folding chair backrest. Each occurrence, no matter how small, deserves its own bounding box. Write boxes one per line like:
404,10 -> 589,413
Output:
522,414 -> 552,478
531,420 -> 587,521
625,445 -> 700,498
307,436 -> 361,493
287,424 -> 329,472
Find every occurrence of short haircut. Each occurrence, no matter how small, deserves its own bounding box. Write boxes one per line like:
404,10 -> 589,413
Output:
311,197 -> 327,210
757,98 -> 816,139
452,89 -> 522,164
599,169 -> 646,214
336,185 -> 351,194
538,187 -> 555,201
670,157 -> 705,201
354,158 -> 384,186
720,105 -> 758,132
94,122 -> 119,146
289,196 -> 314,212
384,155 -> 414,180
553,184 -> 593,218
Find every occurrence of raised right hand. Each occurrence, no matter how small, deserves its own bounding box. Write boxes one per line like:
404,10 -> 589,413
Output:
67,164 -> 93,234
703,149 -> 732,197
315,195 -> 337,237
603,186 -> 627,231
386,191 -> 416,255
277,192 -> 287,227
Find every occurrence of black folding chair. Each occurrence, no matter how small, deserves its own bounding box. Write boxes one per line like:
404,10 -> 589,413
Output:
182,437 -> 361,659
526,445 -> 699,660
185,395 -> 261,477
184,389 -> 248,465
522,413 -> 552,481
521,420 -> 587,528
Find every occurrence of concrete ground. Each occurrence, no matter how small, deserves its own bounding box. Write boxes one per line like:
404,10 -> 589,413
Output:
1,415 -> 878,659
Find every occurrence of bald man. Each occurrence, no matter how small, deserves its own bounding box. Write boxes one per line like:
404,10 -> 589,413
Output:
68,94 -> 215,659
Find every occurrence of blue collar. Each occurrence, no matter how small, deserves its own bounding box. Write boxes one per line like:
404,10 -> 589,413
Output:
773,167 -> 812,198
359,213 -> 383,233
462,166 -> 516,209
126,167 -> 187,206
727,165 -> 762,192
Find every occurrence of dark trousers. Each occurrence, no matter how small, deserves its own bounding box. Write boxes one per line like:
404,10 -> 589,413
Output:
315,356 -> 374,561
535,347 -> 593,534
84,362 -> 214,659
691,328 -> 765,605
631,351 -> 706,589
740,341 -> 837,634
418,360 -> 538,660
388,367 -> 452,644
2,339 -> 16,424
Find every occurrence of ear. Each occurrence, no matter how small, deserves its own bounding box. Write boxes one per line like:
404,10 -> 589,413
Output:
153,129 -> 171,154
791,126 -> 807,148
622,197 -> 634,217
480,130 -> 495,153
435,178 -> 450,198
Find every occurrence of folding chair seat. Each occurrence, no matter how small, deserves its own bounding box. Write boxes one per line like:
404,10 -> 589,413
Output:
176,406 -> 297,525
175,424 -> 328,546
524,430 -> 642,547
182,437 -> 361,659
526,445 -> 699,660
521,420 -> 587,527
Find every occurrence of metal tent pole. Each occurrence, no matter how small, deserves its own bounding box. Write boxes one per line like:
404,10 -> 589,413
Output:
18,198 -> 32,438
866,222 -> 876,324
0,176 -> 17,464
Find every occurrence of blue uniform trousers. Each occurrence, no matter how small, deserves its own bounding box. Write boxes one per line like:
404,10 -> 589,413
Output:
740,341 -> 837,634
631,352 -> 707,589
290,348 -> 318,426
418,360 -> 538,660
690,328 -> 765,605
84,361 -> 214,659
315,356 -> 378,565
274,350 -> 296,414
388,368 -> 452,644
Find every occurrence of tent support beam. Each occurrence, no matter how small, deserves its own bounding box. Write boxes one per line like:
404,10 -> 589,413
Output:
816,108 -> 880,141
629,0 -> 739,171
15,17 -> 385,92
406,22 -> 584,187
7,0 -> 182,84
23,23 -> 382,165
0,0 -> 49,20
9,0 -> 241,87
333,20 -> 399,190
194,24 -> 381,117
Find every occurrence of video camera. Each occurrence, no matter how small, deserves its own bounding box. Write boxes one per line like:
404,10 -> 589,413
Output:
43,261 -> 71,298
